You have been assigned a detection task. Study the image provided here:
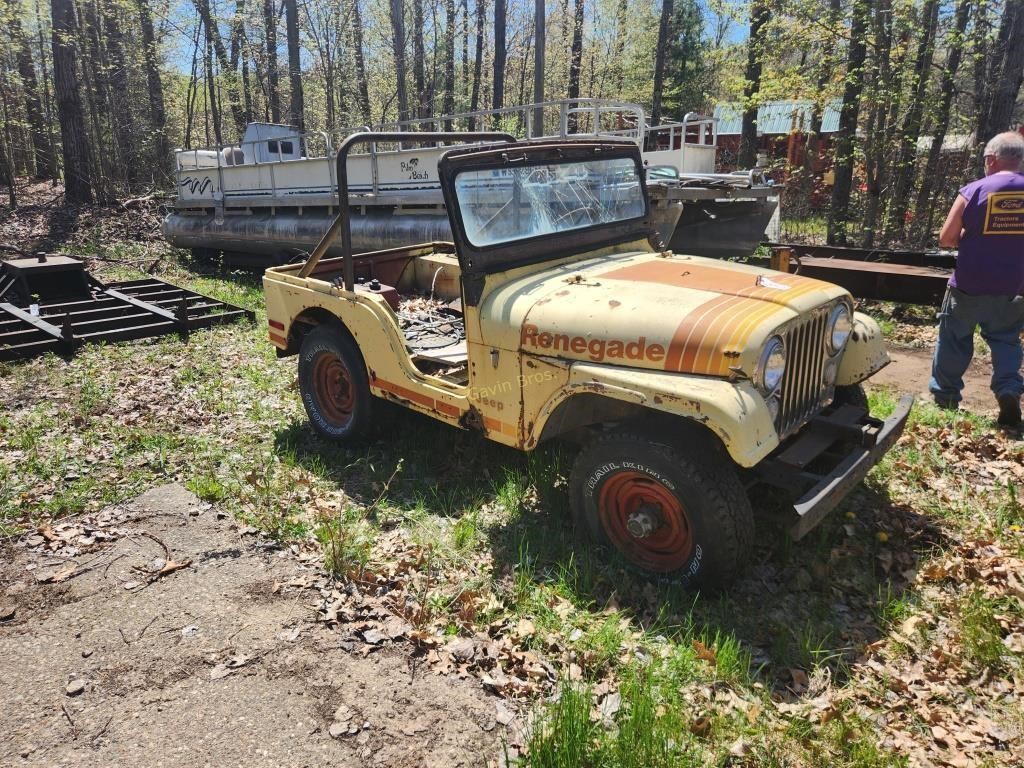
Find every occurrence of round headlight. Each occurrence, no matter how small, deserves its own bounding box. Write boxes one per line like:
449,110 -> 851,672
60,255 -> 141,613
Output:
757,336 -> 786,395
827,303 -> 853,354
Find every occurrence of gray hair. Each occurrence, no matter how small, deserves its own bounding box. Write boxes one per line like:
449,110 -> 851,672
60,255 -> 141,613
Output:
984,131 -> 1024,170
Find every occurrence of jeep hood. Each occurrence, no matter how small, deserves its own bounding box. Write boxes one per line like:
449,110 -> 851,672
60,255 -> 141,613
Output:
478,251 -> 847,377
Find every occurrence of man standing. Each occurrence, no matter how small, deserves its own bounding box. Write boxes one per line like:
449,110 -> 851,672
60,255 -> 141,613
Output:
930,131 -> 1024,430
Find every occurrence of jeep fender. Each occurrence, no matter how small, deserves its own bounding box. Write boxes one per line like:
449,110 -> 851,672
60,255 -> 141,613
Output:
836,312 -> 889,386
531,362 -> 780,468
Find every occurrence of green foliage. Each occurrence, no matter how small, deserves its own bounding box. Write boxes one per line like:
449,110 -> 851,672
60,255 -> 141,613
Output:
661,0 -> 709,115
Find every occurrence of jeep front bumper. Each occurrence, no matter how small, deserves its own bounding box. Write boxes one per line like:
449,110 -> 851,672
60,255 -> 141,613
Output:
756,395 -> 914,539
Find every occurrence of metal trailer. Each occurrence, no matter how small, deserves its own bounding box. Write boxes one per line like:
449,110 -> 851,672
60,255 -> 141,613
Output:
0,255 -> 254,361
163,99 -> 778,265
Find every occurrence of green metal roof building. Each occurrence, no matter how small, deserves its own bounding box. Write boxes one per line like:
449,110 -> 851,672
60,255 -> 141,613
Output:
713,100 -> 844,135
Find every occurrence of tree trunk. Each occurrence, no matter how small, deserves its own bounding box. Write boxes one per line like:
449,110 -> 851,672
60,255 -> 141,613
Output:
412,0 -> 427,120
516,31 -> 531,132
194,0 -> 246,134
469,0 -> 485,127
442,0 -> 456,125
461,0 -> 470,106
102,0 -> 135,183
885,0 -> 939,240
979,0 -> 1024,143
263,0 -> 281,122
827,0 -> 871,246
136,0 -> 169,170
738,0 -> 770,169
283,0 -> 303,130
7,0 -> 54,179
612,0 -> 627,92
566,0 -> 583,129
859,0 -> 894,246
389,0 -> 410,123
493,0 -> 506,113
913,0 -> 972,242
651,0 -> 673,126
230,0 -> 253,125
532,0 -> 545,135
50,0 -> 93,203
799,0 -> 842,202
185,22 -> 202,146
0,86 -> 18,206
34,0 -> 59,184
971,0 -> 993,159
78,0 -> 115,190
205,33 -> 223,145
350,1 -> 371,124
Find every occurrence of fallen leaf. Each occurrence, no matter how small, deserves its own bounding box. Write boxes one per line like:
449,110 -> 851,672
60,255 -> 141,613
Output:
692,639 -> 716,666
41,562 -> 78,583
689,716 -> 711,737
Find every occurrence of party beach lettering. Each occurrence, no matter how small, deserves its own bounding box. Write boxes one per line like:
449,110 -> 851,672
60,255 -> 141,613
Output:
983,192 -> 1024,235
521,323 -> 665,363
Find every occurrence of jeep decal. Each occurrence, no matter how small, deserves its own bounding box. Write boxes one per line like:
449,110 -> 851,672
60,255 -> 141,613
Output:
521,323 -> 665,363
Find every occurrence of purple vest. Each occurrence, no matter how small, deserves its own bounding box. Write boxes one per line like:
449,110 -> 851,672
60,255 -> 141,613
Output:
951,171 -> 1024,296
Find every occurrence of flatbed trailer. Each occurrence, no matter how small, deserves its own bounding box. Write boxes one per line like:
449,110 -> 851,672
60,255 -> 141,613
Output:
0,256 -> 253,361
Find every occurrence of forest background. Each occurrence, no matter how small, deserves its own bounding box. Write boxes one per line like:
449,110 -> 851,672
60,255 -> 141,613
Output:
0,0 -> 1022,247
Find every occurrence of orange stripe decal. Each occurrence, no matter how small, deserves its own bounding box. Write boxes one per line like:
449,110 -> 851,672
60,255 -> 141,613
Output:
663,294 -> 736,371
371,377 -> 464,421
268,332 -> 287,347
678,297 -> 748,373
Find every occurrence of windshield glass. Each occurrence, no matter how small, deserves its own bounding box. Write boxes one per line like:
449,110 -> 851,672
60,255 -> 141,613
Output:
453,156 -> 646,248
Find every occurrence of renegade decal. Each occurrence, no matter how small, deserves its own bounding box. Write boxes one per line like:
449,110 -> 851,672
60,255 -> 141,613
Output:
521,323 -> 666,363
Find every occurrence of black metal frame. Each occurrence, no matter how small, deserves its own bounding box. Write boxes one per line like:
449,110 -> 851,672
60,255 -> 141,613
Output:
0,260 -> 255,362
753,394 -> 914,539
297,131 -> 518,288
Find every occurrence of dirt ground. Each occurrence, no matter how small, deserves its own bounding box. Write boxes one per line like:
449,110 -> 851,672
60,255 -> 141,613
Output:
872,343 -> 1002,414
0,485 -> 516,768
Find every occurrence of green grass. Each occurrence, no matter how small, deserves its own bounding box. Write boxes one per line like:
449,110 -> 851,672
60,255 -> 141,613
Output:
958,588 -> 1019,672
523,670 -> 702,768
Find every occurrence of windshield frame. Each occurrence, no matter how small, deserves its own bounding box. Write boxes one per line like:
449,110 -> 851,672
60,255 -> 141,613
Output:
439,140 -> 655,303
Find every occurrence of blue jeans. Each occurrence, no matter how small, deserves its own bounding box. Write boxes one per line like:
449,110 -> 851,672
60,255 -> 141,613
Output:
930,287 -> 1024,403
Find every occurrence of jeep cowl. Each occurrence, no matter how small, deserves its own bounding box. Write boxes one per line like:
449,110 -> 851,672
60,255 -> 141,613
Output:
262,131 -> 913,588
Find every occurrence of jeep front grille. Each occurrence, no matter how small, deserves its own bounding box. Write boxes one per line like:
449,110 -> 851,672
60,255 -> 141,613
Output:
776,309 -> 830,438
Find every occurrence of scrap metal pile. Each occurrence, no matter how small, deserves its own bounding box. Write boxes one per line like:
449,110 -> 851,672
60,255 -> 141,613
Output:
0,255 -> 254,361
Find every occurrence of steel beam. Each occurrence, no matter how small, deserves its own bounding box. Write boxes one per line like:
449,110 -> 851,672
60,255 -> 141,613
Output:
794,257 -> 949,305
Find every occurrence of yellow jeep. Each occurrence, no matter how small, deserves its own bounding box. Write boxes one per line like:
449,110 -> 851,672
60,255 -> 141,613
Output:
263,132 -> 912,587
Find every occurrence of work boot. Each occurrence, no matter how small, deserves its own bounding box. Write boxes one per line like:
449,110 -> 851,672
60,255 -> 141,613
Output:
933,395 -> 958,411
997,393 -> 1022,430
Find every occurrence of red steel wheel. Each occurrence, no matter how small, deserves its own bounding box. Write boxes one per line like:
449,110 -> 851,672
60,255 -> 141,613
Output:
569,432 -> 754,588
597,470 -> 692,573
311,354 -> 356,427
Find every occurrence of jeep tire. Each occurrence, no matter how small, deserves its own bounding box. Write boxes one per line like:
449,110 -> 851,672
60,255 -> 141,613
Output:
298,325 -> 372,442
569,432 -> 753,589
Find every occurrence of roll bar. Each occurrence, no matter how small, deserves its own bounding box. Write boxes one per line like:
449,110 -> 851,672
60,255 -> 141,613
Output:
297,131 -> 517,287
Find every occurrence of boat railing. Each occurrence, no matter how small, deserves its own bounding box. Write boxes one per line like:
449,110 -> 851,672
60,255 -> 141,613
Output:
172,100 -> 728,205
